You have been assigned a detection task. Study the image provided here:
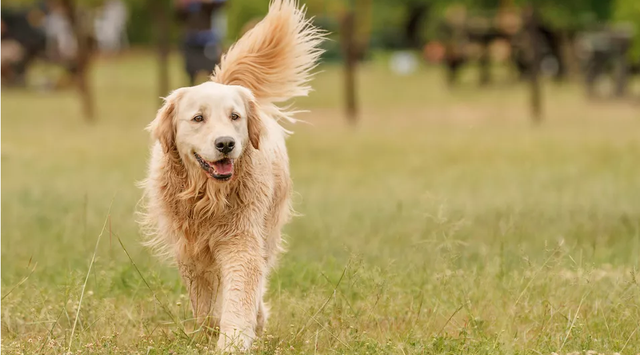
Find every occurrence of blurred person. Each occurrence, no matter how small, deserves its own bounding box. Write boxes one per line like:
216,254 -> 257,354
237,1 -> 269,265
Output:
0,6 -> 47,86
39,0 -> 82,89
94,0 -> 128,55
176,0 -> 227,85
42,1 -> 77,63
423,40 -> 445,64
1,18 -> 24,85
1,30 -> 26,86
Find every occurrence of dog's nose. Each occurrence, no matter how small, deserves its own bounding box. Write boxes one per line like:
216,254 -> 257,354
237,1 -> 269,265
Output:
215,136 -> 235,154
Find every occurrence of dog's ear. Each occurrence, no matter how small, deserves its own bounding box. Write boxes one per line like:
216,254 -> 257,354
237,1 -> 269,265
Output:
247,99 -> 264,150
147,88 -> 184,153
237,87 -> 264,150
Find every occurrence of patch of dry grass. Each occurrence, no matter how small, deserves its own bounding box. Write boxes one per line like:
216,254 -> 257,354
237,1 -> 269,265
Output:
2,52 -> 640,354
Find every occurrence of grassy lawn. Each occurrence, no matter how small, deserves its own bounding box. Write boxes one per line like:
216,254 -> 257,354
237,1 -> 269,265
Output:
2,52 -> 640,354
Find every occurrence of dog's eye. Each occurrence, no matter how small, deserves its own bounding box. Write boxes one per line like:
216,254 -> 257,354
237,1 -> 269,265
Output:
193,115 -> 204,123
230,113 -> 240,121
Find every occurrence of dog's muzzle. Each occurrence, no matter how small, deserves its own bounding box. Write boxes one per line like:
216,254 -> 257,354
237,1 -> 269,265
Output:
194,152 -> 235,181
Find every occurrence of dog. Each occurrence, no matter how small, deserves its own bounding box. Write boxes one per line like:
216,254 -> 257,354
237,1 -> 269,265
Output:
138,0 -> 324,351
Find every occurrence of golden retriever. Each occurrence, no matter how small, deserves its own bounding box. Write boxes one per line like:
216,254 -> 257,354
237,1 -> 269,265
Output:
138,0 -> 324,351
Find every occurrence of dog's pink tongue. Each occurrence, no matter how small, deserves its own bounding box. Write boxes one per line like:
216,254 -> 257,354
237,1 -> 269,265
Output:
213,159 -> 233,175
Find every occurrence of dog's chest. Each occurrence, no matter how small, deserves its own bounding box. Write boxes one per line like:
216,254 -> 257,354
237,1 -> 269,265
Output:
172,196 -> 254,242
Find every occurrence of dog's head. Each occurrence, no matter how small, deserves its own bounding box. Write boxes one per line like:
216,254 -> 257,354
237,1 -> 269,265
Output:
148,82 -> 264,182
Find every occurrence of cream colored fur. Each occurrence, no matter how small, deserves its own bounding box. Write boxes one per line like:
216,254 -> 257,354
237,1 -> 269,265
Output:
138,0 -> 324,351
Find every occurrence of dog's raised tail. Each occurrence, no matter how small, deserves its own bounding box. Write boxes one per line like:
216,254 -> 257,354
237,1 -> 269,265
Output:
211,0 -> 325,109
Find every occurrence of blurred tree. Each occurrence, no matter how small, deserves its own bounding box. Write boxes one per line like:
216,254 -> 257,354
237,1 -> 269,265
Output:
224,0 -> 266,43
524,4 -> 542,123
341,0 -> 372,123
59,0 -> 95,122
613,0 -> 640,63
536,0 -> 611,31
370,0 -> 432,50
146,0 -> 171,100
341,10 -> 357,122
123,0 -> 155,43
3,0 -> 102,121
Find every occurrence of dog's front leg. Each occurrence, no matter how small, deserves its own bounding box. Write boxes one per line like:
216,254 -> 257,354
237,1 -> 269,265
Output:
178,261 -> 220,331
215,238 -> 265,352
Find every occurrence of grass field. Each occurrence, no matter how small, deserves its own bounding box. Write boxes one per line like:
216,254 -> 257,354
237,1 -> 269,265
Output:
2,53 -> 640,354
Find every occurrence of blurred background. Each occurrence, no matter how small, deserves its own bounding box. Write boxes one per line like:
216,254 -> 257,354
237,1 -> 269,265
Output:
2,0 -> 640,354
2,0 -> 639,112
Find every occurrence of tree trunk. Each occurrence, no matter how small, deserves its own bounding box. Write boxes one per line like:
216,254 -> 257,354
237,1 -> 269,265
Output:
340,11 -> 358,123
151,0 -> 171,100
61,0 -> 94,122
613,52 -> 629,98
525,6 -> 542,124
613,35 -> 631,98
559,30 -> 578,80
404,3 -> 429,49
478,41 -> 491,86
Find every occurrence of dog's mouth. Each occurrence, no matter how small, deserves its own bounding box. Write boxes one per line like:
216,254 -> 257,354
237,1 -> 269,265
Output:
193,152 -> 234,181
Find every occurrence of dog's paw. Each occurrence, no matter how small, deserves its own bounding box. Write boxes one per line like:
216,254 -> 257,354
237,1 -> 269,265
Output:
217,328 -> 254,353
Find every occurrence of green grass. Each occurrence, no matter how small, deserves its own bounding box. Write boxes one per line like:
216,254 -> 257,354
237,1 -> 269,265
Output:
2,53 -> 640,354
